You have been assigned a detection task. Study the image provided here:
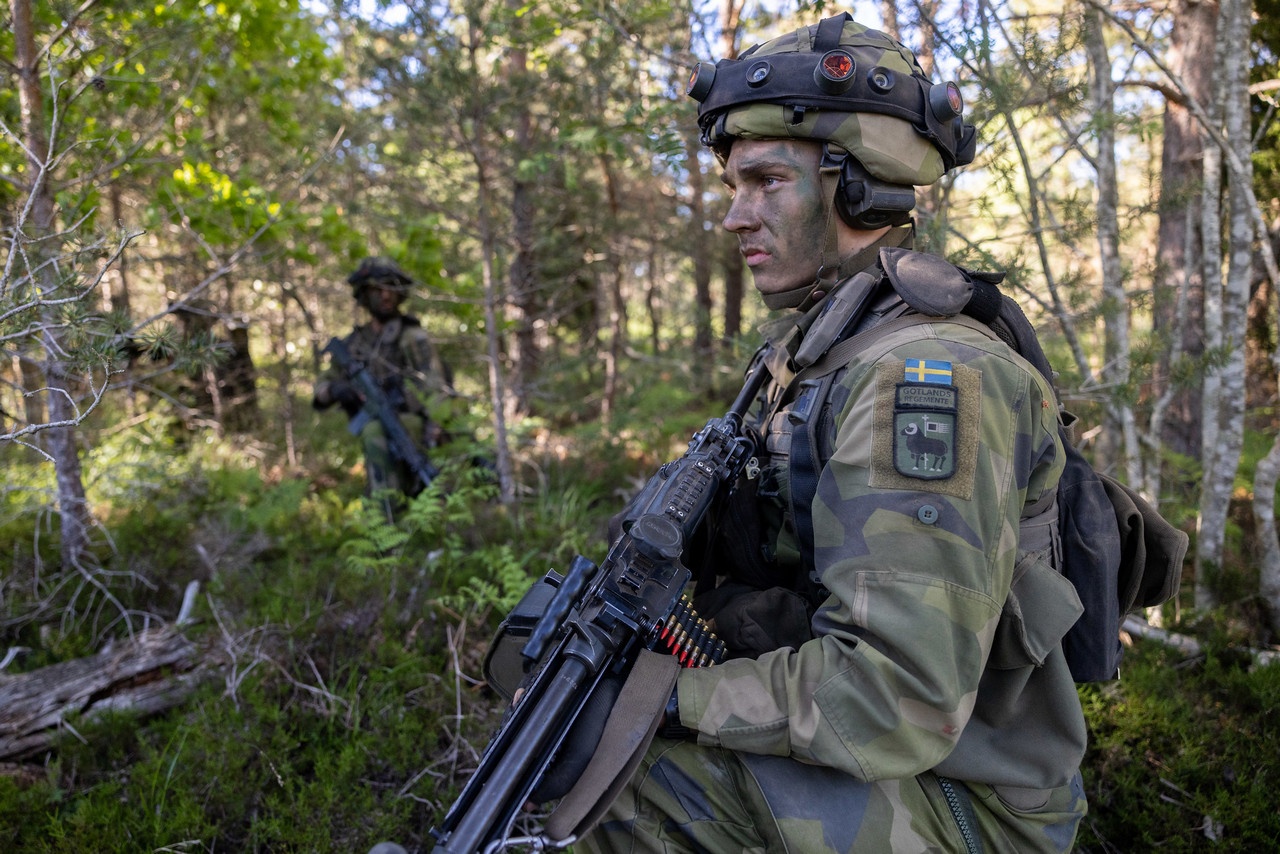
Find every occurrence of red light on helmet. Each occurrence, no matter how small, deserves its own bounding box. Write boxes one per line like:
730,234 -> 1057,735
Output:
929,81 -> 964,120
814,49 -> 856,94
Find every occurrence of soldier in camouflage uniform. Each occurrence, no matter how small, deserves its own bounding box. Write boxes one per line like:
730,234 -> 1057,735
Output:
582,13 -> 1088,854
313,257 -> 455,503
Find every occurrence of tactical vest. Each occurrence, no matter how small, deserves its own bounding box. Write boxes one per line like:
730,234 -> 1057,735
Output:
727,247 -> 1185,682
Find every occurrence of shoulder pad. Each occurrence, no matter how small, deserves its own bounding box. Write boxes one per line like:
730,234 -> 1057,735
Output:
878,247 -> 973,317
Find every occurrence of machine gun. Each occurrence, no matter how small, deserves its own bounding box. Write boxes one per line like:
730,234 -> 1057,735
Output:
429,355 -> 769,854
323,336 -> 439,493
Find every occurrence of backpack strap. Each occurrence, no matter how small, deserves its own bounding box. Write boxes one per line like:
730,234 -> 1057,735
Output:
786,312 -> 953,592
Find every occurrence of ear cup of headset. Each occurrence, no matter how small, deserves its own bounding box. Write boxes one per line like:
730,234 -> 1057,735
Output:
834,156 -> 917,230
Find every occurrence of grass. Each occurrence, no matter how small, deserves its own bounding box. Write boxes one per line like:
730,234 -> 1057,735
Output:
1078,637 -> 1280,851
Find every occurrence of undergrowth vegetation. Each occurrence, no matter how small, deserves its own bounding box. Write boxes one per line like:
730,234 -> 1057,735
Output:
1,370 -> 1278,852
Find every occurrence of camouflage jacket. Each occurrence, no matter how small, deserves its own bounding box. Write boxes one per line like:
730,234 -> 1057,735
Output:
676,261 -> 1088,791
315,315 -> 453,417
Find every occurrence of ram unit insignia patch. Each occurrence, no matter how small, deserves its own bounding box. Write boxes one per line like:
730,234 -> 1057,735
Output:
894,359 -> 958,479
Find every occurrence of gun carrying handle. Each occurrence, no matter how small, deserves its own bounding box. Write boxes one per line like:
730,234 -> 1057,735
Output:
523,555 -> 597,663
543,648 -> 679,843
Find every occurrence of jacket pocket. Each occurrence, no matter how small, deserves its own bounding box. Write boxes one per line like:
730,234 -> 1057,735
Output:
987,553 -> 1084,669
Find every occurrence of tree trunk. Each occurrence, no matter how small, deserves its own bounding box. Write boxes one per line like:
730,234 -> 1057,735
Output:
715,0 -> 747,352
0,626 -> 208,762
12,0 -> 93,566
721,233 -> 744,345
506,8 -> 538,417
1195,0 -> 1252,611
108,185 -> 132,315
1256,430 -> 1280,636
879,0 -> 901,38
687,125 -> 714,387
1153,0 -> 1217,462
599,153 -> 626,427
477,157 -> 516,506
1084,7 -> 1139,482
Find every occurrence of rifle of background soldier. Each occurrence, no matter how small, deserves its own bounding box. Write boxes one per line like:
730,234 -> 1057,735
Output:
323,336 -> 440,491
428,353 -> 770,854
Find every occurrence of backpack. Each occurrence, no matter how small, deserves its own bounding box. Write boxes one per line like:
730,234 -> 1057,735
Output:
785,249 -> 1188,682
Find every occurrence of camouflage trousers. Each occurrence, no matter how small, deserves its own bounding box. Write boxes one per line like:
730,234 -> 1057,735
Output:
358,413 -> 427,499
579,738 -> 1086,854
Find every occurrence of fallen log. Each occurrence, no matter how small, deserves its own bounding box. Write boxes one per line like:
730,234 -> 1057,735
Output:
1121,614 -> 1280,668
0,624 -> 211,763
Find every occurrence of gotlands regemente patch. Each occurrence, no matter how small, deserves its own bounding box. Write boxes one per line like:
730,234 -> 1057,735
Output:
870,359 -> 979,498
893,359 -> 958,479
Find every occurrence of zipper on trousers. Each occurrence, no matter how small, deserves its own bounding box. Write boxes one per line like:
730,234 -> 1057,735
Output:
937,776 -> 983,854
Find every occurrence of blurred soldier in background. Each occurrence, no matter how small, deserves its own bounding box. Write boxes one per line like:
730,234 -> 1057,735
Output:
313,257 -> 455,512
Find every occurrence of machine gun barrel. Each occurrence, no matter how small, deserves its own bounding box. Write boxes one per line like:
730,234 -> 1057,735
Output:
429,357 -> 768,853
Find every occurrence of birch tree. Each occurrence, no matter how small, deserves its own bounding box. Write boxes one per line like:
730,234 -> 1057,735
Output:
1083,7 -> 1141,487
1098,1 -> 1279,611
1194,0 -> 1254,609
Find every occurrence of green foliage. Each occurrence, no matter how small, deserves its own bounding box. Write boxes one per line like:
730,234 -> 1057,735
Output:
1252,0 -> 1280,205
4,346 -> 1280,853
6,1 -> 1280,850
1078,639 -> 1280,852
0,421 -> 528,850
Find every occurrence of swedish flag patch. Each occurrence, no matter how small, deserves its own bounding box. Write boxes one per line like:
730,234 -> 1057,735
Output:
904,358 -> 953,384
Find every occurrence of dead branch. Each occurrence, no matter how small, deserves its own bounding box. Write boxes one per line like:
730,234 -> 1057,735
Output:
1121,614 -> 1280,668
0,624 -> 212,762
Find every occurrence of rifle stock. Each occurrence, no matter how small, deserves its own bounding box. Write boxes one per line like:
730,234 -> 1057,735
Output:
323,336 -> 440,491
429,355 -> 769,854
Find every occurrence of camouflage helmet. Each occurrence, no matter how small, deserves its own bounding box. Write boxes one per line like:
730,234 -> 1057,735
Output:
687,13 -> 976,227
347,256 -> 413,302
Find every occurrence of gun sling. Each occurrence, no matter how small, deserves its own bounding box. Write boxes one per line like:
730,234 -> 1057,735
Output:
544,649 -> 679,842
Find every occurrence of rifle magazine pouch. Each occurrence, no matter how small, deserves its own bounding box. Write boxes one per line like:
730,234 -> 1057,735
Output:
544,649 -> 678,843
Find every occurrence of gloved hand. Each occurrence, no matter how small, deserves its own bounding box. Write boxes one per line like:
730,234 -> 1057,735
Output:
330,380 -> 363,415
694,584 -> 814,659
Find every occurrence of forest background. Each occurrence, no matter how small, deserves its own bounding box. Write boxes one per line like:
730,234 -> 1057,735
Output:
2,0 -> 1279,851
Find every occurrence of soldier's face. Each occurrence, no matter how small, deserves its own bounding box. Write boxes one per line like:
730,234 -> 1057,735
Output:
721,139 -> 828,299
367,284 -> 403,320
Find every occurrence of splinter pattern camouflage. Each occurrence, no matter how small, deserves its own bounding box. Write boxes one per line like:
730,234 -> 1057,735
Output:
582,741 -> 1086,853
316,317 -> 451,496
582,260 -> 1090,852
701,19 -> 952,186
